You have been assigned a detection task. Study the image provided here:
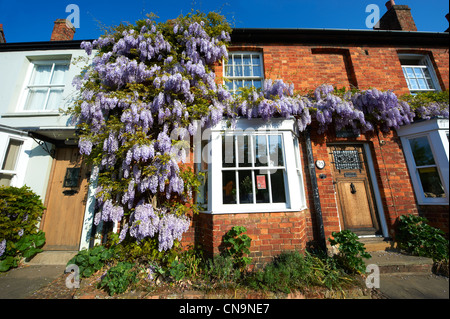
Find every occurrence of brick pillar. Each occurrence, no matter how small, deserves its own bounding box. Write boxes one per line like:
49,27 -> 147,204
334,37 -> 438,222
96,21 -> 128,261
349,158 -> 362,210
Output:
376,3 -> 418,31
50,19 -> 75,41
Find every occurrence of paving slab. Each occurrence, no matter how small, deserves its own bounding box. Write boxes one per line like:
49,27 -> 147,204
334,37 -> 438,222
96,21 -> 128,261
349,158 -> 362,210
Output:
378,273 -> 449,299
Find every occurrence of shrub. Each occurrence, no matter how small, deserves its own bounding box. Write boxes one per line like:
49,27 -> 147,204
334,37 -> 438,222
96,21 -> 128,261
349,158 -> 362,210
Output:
202,254 -> 239,287
0,186 -> 46,271
246,251 -> 353,293
395,214 -> 449,262
328,230 -> 371,274
98,261 -> 138,295
222,226 -> 252,271
67,245 -> 115,278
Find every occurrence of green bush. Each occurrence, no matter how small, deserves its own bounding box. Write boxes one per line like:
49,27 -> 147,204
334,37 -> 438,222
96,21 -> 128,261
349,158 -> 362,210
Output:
328,230 -> 371,274
98,261 -> 138,295
0,186 -> 46,271
222,226 -> 252,271
246,251 -> 353,293
395,214 -> 449,262
67,245 -> 115,278
203,254 -> 239,287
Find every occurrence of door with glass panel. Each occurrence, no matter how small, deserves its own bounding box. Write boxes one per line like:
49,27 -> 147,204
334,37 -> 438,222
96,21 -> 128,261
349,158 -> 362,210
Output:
327,144 -> 380,236
41,147 -> 89,250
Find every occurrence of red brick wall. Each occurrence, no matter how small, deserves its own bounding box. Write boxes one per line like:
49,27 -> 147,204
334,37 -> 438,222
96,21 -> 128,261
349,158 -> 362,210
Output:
191,211 -> 308,266
183,36 -> 449,264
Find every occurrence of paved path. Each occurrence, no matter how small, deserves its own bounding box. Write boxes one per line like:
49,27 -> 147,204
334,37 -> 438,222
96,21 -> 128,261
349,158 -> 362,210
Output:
0,265 -> 66,299
378,273 -> 449,299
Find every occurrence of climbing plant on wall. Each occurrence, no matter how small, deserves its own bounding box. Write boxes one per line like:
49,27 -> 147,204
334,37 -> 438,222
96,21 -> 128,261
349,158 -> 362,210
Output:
71,10 -> 449,251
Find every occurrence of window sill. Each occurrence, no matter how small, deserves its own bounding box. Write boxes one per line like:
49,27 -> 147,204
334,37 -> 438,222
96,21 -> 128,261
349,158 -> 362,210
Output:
200,205 -> 308,215
1,112 -> 62,118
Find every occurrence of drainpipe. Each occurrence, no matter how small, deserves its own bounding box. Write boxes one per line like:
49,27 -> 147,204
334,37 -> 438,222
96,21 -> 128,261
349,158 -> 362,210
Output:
303,127 -> 327,250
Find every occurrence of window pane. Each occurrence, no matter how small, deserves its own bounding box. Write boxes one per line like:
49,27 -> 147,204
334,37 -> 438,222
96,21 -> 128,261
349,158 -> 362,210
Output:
418,167 -> 445,198
234,55 -> 242,65
237,135 -> 251,167
234,65 -> 243,77
223,171 -> 237,204
417,78 -> 428,90
46,88 -> 64,110
225,66 -> 233,77
268,135 -> 284,166
222,135 -> 235,167
253,80 -> 262,89
239,170 -> 253,204
413,67 -> 424,78
243,55 -> 251,65
252,55 -> 260,65
2,139 -> 22,170
253,66 -> 261,77
254,173 -> 270,203
30,64 -> 52,85
270,169 -> 286,203
244,65 -> 251,76
51,64 -> 68,84
24,88 -> 48,110
409,136 -> 435,166
404,67 -> 415,78
225,81 -> 233,92
0,174 -> 13,187
409,79 -> 419,90
254,135 -> 268,167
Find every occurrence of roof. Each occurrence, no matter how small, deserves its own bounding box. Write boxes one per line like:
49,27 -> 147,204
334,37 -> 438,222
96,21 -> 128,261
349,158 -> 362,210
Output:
0,28 -> 448,52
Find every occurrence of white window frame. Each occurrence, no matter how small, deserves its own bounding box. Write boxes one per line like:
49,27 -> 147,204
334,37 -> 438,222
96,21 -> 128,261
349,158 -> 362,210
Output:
223,51 -> 264,94
398,54 -> 441,93
397,119 -> 449,205
19,59 -> 70,113
204,118 -> 307,214
0,131 -> 31,188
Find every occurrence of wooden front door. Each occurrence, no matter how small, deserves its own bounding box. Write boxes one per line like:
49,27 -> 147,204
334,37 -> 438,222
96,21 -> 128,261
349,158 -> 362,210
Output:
41,147 -> 89,250
328,144 -> 380,236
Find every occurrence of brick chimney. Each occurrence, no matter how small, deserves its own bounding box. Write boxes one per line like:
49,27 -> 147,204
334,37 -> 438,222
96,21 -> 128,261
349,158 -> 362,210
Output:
50,19 -> 75,41
375,1 -> 418,31
0,24 -> 5,43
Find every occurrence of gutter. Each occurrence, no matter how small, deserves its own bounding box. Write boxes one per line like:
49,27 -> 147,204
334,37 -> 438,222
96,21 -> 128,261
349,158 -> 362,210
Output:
303,126 -> 327,250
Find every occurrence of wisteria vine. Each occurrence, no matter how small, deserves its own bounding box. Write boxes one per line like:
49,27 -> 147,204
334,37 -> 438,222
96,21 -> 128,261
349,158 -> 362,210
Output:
71,11 -> 449,252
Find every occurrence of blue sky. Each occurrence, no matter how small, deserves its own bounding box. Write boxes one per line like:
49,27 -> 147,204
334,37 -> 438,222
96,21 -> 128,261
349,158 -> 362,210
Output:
0,0 -> 448,42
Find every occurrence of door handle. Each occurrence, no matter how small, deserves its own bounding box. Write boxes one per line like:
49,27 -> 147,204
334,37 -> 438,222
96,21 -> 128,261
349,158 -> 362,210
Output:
350,183 -> 357,194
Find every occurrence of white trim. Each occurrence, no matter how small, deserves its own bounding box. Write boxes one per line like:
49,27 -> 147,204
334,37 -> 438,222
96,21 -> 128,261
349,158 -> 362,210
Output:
204,118 -> 307,214
364,143 -> 389,238
79,167 -> 98,251
397,119 -> 449,205
0,132 -> 32,188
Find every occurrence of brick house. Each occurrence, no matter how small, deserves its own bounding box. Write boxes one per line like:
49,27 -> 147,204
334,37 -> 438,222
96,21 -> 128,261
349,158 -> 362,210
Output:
186,3 -> 449,265
0,3 -> 448,264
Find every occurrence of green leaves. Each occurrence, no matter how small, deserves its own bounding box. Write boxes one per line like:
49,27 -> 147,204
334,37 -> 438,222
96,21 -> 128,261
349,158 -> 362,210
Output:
98,261 -> 138,296
222,226 -> 252,271
328,230 -> 371,274
396,214 -> 449,262
67,245 -> 115,278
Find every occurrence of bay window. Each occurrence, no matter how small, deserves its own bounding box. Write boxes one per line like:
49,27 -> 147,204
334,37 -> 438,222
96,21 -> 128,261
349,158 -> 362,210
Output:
202,118 -> 306,214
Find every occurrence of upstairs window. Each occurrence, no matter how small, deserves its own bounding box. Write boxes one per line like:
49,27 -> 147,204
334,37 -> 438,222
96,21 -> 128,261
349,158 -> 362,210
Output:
23,60 -> 69,111
224,52 -> 263,94
399,54 -> 440,93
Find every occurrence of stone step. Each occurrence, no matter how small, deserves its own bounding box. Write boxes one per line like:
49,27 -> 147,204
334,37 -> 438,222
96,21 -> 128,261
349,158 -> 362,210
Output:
26,250 -> 78,266
359,237 -> 395,252
364,251 -> 434,274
